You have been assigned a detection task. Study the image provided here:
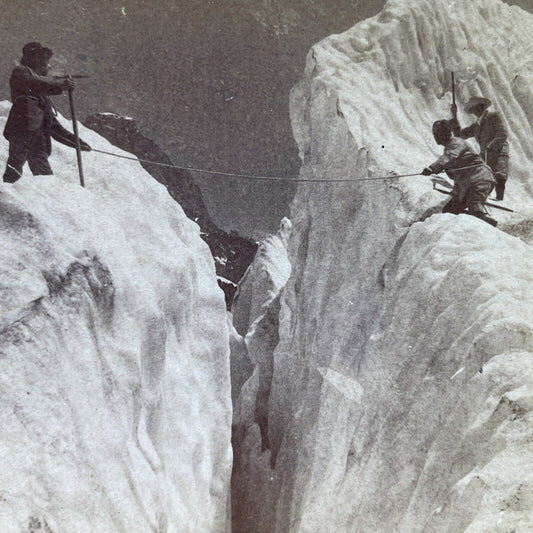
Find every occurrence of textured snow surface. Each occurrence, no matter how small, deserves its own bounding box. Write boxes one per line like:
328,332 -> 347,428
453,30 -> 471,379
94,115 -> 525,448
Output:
274,215 -> 533,532
0,102 -> 232,532
232,0 -> 533,531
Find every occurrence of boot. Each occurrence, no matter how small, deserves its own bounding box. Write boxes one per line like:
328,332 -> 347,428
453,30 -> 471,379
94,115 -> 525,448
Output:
470,211 -> 498,227
495,180 -> 505,201
3,164 -> 22,183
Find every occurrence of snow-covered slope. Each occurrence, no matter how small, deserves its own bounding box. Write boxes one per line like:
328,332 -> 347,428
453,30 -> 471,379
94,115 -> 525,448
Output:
232,0 -> 533,531
0,102 -> 232,532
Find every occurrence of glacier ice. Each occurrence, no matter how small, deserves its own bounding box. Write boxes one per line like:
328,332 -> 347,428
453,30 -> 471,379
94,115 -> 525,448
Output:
230,218 -> 292,531
231,0 -> 533,531
0,105 -> 232,532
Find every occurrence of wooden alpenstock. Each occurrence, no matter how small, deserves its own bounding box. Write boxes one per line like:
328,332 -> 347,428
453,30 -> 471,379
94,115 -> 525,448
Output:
67,76 -> 85,187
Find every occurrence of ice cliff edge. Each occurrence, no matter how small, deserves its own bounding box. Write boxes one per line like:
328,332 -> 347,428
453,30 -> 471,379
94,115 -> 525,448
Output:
232,0 -> 533,532
0,102 -> 232,532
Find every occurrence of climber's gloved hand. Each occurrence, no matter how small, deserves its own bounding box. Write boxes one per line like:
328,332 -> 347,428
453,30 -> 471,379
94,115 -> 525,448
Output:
450,104 -> 457,119
62,78 -> 75,91
421,167 -> 433,176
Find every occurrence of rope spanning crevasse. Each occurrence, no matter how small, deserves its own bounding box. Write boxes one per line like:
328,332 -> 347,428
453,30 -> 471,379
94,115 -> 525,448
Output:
91,148 -> 485,184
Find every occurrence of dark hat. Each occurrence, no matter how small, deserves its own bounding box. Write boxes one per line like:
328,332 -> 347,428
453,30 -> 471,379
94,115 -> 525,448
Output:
465,96 -> 491,113
22,42 -> 53,59
432,119 -> 452,139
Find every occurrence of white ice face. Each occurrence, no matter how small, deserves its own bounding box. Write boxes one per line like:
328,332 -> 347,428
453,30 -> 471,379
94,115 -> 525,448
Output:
0,108 -> 232,532
231,1 -> 533,532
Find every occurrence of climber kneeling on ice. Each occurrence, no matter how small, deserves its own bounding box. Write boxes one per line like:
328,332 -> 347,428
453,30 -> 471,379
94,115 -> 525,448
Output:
421,120 -> 497,227
3,42 -> 91,184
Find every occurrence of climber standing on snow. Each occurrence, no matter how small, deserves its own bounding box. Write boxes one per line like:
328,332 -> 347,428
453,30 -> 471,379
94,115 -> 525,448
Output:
422,119 -> 498,227
450,96 -> 509,201
2,42 -> 91,184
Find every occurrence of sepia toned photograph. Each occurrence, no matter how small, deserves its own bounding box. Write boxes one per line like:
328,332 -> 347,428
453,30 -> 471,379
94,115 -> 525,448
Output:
1,0 -> 532,531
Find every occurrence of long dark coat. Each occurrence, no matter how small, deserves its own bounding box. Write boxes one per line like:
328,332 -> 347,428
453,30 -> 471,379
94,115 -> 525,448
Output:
3,65 -> 79,151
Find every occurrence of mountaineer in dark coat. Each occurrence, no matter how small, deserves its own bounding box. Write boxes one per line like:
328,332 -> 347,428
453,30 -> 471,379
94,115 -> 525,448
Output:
451,96 -> 509,201
3,42 -> 91,183
422,120 -> 497,227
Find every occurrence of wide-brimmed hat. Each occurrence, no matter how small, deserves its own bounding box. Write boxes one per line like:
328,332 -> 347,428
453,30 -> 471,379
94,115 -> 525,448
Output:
22,42 -> 53,60
465,96 -> 491,113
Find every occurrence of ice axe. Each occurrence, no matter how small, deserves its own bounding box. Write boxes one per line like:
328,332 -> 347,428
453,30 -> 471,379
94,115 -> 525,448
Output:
53,75 -> 90,80
55,75 -> 88,187
430,177 -> 515,213
451,71 -> 457,122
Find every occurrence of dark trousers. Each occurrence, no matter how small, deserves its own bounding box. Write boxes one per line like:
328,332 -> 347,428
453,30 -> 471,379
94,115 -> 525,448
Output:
3,130 -> 53,183
443,180 -> 494,215
486,151 -> 508,200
